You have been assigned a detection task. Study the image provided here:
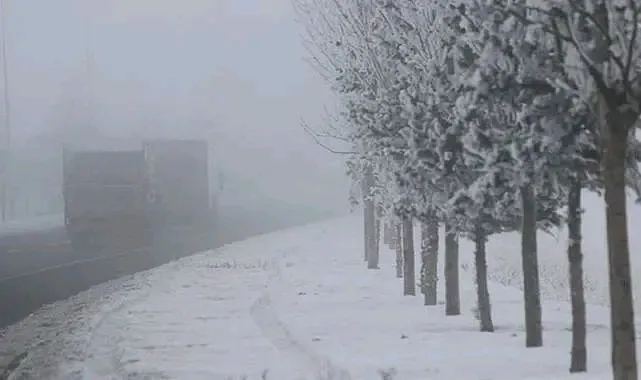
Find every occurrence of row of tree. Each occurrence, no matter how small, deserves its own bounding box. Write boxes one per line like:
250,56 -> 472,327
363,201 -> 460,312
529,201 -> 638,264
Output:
295,0 -> 641,379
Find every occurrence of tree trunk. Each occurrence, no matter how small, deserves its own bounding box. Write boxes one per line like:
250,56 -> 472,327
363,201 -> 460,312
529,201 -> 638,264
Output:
444,221 -> 460,315
474,224 -> 493,332
383,219 -> 394,248
395,223 -> 403,278
402,217 -> 416,296
603,123 -> 637,380
362,169 -> 378,269
420,210 -> 439,305
567,177 -> 587,373
520,183 -> 542,347
363,203 -> 369,263
383,219 -> 390,247
374,216 -> 381,259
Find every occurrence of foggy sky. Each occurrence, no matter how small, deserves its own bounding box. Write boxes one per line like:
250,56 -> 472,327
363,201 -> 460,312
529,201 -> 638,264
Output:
3,0 -> 350,213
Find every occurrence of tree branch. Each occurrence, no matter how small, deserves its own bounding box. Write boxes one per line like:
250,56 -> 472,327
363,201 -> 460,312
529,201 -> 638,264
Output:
300,119 -> 355,155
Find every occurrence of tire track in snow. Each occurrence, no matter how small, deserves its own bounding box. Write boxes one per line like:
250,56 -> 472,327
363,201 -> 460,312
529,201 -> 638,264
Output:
81,274 -> 161,380
79,247 -> 223,379
82,223 -> 343,380
249,238 -> 351,380
251,292 -> 349,380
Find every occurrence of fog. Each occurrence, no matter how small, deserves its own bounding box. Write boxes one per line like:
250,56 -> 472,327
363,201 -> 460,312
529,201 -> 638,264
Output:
2,0 -> 350,222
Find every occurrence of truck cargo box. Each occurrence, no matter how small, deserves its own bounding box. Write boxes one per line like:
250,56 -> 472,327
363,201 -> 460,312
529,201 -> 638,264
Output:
143,139 -> 210,228
62,149 -> 153,253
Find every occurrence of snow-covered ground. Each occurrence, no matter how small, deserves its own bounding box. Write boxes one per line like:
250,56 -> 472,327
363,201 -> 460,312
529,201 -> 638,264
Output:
2,191 -> 636,379
467,190 -> 641,312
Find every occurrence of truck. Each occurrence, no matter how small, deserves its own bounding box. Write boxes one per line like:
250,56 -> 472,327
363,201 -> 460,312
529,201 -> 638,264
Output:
62,148 -> 153,253
143,139 -> 210,229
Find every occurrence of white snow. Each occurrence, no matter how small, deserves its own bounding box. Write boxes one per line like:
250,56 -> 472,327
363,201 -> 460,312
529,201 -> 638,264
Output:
4,191 -> 640,379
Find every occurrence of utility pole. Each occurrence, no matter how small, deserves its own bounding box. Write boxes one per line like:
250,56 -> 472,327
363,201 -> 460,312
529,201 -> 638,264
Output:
85,45 -> 93,129
0,0 -> 11,221
84,0 -> 94,130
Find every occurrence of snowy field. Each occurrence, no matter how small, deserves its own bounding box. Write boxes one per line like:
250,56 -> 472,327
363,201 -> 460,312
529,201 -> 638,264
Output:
1,190 -> 640,379
465,191 -> 641,312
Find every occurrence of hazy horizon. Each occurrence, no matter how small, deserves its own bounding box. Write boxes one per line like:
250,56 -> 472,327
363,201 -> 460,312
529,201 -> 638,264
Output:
1,0 -> 350,219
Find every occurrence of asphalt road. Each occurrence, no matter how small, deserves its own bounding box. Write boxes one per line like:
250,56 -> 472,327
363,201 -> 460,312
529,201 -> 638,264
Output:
0,226 -> 211,328
0,227 -> 73,281
0,203 -> 342,329
0,214 -> 281,328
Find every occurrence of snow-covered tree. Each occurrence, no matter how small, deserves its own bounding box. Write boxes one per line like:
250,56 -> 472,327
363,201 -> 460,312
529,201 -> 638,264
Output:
297,0 -> 641,377
521,2 -> 641,377
450,0 -> 641,374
